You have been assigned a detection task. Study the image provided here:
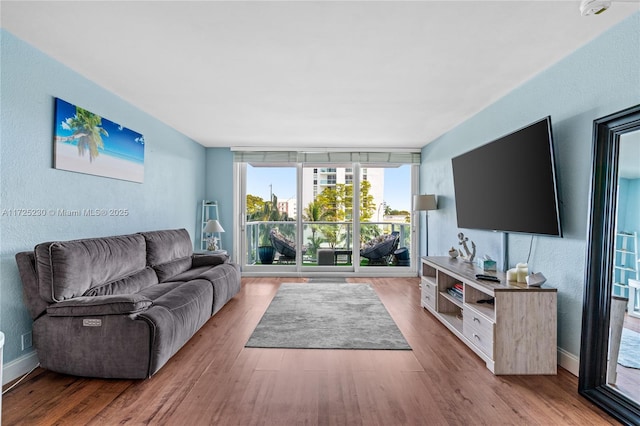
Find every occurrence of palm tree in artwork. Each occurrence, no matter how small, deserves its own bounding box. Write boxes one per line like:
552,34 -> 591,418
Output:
59,106 -> 108,163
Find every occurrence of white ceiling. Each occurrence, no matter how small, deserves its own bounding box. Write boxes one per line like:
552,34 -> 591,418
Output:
1,1 -> 638,149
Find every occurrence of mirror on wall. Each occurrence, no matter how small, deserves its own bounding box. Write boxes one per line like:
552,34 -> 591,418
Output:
607,130 -> 640,402
580,105 -> 640,425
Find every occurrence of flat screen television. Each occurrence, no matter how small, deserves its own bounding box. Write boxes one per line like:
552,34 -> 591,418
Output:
451,116 -> 562,237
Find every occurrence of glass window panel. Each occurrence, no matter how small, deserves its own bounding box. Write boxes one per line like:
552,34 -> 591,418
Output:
360,165 -> 412,267
245,164 -> 297,265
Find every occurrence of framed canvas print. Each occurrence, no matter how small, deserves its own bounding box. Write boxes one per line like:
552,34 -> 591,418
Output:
54,98 -> 145,183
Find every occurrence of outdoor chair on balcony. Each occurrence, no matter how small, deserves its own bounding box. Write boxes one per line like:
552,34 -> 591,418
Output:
360,232 -> 400,266
269,229 -> 306,264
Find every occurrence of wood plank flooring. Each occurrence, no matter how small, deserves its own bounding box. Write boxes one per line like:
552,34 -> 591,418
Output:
3,277 -> 616,425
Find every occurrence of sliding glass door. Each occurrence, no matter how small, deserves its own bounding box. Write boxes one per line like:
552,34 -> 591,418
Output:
359,165 -> 412,269
243,164 -> 298,269
301,165 -> 355,271
237,156 -> 418,275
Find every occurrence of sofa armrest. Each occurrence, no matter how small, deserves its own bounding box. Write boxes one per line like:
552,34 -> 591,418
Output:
46,294 -> 152,317
16,251 -> 50,320
191,253 -> 228,268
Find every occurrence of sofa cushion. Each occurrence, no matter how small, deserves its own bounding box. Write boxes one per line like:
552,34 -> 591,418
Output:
198,263 -> 242,315
136,281 -> 185,301
137,279 -> 214,375
140,229 -> 193,282
47,294 -> 153,317
169,265 -> 214,283
191,253 -> 227,268
83,267 -> 158,297
152,257 -> 193,283
140,228 -> 193,266
34,233 -> 147,302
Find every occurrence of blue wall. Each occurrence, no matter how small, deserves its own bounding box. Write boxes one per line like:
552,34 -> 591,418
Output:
2,11 -> 639,375
204,148 -> 235,252
420,12 -> 640,358
618,178 -> 640,235
0,31 -> 207,366
618,179 -> 630,231
615,178 -> 639,287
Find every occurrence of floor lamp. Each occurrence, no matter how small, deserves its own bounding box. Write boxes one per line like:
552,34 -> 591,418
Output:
413,194 -> 438,256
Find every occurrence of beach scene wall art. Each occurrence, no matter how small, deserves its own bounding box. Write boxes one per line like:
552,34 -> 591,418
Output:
54,98 -> 145,183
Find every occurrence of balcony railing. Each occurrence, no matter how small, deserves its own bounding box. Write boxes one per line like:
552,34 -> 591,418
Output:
245,220 -> 411,266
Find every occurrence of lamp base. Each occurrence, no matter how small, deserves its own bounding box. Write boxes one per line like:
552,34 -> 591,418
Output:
207,237 -> 219,251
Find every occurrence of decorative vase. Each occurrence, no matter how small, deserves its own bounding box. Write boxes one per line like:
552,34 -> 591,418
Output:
258,246 -> 276,265
448,247 -> 459,259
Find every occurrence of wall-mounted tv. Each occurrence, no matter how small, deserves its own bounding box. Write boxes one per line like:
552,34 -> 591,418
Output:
451,116 -> 562,237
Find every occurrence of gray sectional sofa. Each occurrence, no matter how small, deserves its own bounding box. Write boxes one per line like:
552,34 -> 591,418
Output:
15,228 -> 241,379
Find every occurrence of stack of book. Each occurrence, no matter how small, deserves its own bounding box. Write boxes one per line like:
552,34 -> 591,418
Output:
447,283 -> 463,301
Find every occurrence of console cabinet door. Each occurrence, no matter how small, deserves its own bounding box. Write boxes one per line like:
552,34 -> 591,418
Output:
463,305 -> 495,358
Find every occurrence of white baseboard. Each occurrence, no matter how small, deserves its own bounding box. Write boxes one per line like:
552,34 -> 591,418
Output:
3,351 -> 39,386
558,347 -> 579,376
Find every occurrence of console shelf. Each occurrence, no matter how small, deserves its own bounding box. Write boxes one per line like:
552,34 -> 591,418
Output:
439,312 -> 463,335
439,291 -> 463,308
420,256 -> 557,375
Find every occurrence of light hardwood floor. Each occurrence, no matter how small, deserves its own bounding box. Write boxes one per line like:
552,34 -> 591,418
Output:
3,277 -> 616,425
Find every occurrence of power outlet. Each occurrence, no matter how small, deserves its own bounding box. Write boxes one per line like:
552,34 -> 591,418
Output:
21,332 -> 33,351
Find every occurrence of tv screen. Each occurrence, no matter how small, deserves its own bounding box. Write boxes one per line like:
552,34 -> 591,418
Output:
451,117 -> 562,237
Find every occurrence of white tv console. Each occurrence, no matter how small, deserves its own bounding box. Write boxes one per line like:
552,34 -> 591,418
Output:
420,256 -> 557,375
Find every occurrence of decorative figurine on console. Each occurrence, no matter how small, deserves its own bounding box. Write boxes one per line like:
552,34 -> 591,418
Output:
457,232 -> 476,263
207,236 -> 220,251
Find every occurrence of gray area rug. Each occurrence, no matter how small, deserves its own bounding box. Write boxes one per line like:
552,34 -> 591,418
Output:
246,283 -> 411,350
307,277 -> 346,283
618,327 -> 640,369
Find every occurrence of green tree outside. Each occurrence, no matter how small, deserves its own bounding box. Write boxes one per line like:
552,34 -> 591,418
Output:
247,179 -> 379,252
246,194 -> 265,217
246,194 -> 292,246
303,200 -> 330,257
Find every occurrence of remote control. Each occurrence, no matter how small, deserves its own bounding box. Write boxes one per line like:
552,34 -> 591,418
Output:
475,274 -> 500,282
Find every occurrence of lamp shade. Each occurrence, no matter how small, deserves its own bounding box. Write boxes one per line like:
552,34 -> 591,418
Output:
413,194 -> 437,211
203,219 -> 225,233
